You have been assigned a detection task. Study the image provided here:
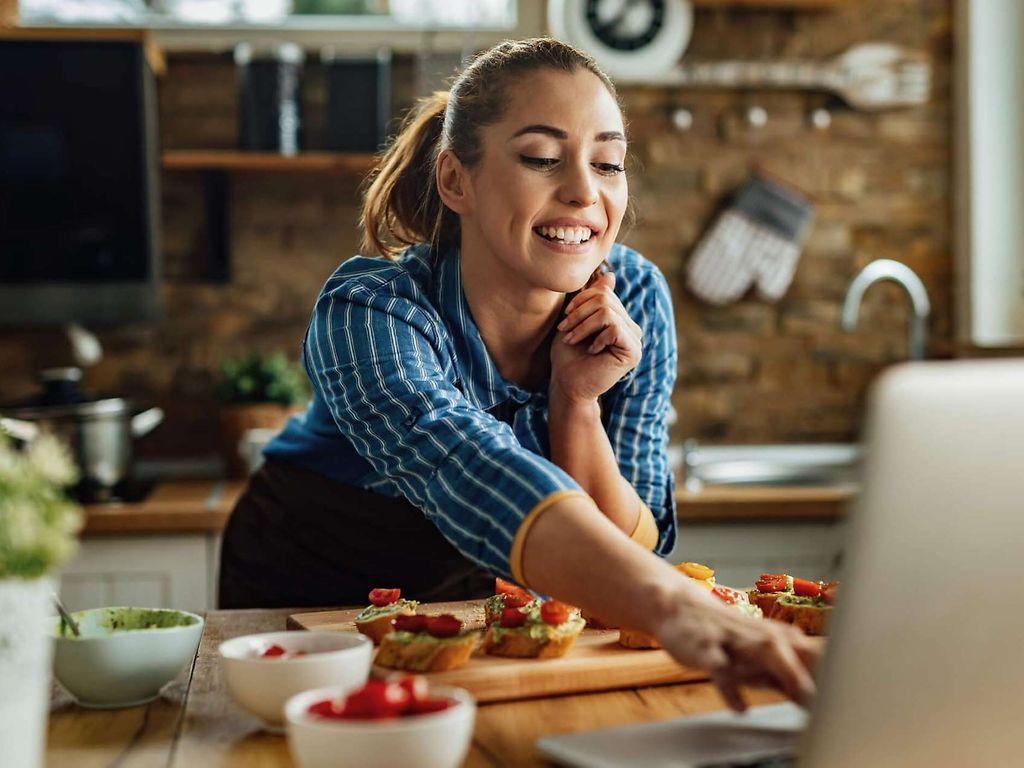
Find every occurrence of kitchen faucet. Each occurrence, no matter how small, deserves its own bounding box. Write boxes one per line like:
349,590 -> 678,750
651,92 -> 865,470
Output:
841,259 -> 931,360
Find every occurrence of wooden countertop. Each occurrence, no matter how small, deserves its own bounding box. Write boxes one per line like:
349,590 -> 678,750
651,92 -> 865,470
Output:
80,480 -> 244,535
79,479 -> 851,535
46,608 -> 786,767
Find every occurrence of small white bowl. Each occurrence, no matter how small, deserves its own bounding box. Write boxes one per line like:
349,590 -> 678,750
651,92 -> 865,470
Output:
285,684 -> 476,768
218,631 -> 372,731
53,607 -> 204,709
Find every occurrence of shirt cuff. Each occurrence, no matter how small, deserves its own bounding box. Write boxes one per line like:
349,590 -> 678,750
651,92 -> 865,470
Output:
509,490 -> 591,587
630,500 -> 659,551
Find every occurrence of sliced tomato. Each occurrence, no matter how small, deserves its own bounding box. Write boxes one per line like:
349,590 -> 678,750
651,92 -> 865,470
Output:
393,674 -> 429,704
711,585 -> 739,605
540,599 -> 570,625
409,696 -> 454,715
307,698 -> 345,719
425,614 -> 462,638
392,614 -> 427,633
502,591 -> 531,609
368,588 -> 401,606
676,562 -> 715,581
821,581 -> 838,605
495,577 -> 531,599
261,643 -> 287,657
755,574 -> 789,593
792,578 -> 822,598
340,680 -> 405,720
499,606 -> 527,628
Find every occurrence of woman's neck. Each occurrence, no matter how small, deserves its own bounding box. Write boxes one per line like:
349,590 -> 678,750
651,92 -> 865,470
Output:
459,240 -> 563,391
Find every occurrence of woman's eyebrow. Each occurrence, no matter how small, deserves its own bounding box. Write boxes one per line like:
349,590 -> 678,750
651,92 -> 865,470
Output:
508,124 -> 626,143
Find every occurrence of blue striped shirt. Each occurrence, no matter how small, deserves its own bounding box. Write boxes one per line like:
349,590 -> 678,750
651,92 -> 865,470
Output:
265,242 -> 678,579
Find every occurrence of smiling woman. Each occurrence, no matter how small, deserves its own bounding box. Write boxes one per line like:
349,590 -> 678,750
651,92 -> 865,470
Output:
217,37 -> 821,712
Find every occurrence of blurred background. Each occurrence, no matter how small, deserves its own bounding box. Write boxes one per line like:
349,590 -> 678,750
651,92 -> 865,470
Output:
1,0 -> 1021,606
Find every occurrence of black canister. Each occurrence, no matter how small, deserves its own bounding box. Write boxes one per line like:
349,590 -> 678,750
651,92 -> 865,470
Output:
235,42 -> 305,155
322,47 -> 391,153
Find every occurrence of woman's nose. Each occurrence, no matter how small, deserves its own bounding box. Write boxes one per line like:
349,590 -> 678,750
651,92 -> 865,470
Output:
559,161 -> 599,207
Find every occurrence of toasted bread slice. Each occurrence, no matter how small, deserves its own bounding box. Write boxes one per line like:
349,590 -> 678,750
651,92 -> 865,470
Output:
769,600 -> 832,636
617,627 -> 661,649
483,625 -> 582,659
374,632 -> 478,672
355,606 -> 415,645
748,590 -> 784,617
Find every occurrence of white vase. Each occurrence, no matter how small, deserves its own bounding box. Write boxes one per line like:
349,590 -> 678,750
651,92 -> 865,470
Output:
0,577 -> 54,768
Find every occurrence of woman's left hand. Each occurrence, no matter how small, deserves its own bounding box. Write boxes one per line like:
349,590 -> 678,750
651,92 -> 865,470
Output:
550,270 -> 643,404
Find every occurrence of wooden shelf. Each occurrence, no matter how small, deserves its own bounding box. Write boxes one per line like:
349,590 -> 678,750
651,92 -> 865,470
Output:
161,150 -> 378,173
694,0 -> 846,8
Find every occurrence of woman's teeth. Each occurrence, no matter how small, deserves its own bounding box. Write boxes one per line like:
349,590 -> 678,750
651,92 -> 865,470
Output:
535,225 -> 593,245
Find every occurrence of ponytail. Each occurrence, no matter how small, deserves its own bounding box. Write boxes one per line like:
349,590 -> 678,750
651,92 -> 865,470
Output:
360,91 -> 455,258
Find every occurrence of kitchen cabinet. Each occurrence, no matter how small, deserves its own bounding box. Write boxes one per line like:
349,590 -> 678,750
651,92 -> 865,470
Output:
670,520 -> 846,586
58,533 -> 222,614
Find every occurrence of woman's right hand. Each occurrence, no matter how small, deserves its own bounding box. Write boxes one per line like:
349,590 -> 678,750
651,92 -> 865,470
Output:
652,589 -> 824,712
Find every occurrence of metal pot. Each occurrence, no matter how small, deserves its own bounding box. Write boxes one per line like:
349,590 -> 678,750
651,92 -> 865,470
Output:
0,368 -> 164,493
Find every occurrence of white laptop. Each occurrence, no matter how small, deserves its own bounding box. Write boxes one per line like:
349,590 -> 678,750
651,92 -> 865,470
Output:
539,359 -> 1024,768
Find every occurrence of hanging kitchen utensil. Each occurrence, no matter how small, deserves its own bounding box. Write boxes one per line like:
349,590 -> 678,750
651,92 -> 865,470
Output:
636,43 -> 931,111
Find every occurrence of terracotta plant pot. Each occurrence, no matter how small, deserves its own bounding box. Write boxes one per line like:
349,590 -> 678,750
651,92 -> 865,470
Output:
218,403 -> 297,478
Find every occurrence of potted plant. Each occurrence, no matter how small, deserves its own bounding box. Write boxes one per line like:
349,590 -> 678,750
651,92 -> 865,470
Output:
217,352 -> 309,477
0,431 -> 82,768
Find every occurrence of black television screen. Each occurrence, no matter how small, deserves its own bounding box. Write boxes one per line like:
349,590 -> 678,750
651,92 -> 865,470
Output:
0,38 -> 161,324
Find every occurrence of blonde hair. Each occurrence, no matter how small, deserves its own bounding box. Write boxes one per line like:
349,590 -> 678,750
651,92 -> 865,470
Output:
360,37 -> 633,259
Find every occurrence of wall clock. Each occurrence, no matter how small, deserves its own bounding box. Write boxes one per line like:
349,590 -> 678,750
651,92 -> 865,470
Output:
547,0 -> 694,81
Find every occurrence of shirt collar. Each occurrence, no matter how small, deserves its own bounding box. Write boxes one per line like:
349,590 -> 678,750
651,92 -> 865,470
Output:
433,245 -> 537,411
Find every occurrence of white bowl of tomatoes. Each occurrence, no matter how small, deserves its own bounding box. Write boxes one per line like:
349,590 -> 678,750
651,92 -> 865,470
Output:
218,631 -> 373,731
285,676 -> 476,768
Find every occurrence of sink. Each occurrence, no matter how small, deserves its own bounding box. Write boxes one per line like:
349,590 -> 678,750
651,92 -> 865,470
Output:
671,441 -> 862,491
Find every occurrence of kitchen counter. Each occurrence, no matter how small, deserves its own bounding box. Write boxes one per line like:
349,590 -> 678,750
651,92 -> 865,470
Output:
46,608 -> 786,768
80,480 -> 245,534
79,479 -> 850,535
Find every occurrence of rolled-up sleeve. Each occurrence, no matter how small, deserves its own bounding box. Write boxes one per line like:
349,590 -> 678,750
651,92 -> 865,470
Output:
304,276 -> 586,579
603,264 -> 678,556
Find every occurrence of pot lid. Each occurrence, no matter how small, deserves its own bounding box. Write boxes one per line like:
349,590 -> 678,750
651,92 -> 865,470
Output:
0,367 -> 130,420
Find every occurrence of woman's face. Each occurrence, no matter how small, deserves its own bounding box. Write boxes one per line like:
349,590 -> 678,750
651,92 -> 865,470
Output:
457,68 -> 628,294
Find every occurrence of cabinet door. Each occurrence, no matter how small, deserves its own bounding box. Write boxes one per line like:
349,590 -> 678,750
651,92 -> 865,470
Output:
58,535 -> 213,613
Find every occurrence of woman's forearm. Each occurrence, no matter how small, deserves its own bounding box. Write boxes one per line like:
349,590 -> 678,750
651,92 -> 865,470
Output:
518,493 -> 705,635
547,384 -> 641,535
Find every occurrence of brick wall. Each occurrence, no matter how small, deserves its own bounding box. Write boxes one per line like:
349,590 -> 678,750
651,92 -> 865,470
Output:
0,0 -> 952,455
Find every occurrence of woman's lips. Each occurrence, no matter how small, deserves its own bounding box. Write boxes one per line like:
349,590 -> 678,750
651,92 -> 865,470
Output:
532,228 -> 597,254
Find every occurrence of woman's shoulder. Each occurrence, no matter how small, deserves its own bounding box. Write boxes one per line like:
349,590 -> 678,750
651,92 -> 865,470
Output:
316,244 -> 442,333
325,243 -> 435,297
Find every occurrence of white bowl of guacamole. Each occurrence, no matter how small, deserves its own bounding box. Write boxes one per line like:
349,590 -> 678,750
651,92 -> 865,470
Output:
53,606 -> 204,708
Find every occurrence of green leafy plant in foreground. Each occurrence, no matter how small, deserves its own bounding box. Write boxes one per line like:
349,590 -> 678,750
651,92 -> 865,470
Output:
0,432 -> 82,579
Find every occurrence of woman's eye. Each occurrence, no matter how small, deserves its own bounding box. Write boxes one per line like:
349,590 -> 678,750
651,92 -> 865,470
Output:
520,155 -> 558,168
519,156 -> 626,175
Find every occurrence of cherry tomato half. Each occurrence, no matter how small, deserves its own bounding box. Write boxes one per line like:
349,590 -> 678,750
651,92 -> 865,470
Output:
368,588 -> 401,606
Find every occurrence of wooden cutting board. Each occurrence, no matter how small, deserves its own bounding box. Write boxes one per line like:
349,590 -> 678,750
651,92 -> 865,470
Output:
287,600 -> 708,703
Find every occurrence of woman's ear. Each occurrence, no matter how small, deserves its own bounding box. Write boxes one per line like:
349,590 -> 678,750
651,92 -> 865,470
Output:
436,149 -> 472,216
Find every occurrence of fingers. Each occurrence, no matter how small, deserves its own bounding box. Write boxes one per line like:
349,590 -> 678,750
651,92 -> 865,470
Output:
564,271 -> 617,316
712,671 -> 749,713
747,630 -> 817,708
563,307 -> 633,349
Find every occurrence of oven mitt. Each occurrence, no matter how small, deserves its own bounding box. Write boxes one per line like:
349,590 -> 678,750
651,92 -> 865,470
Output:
686,174 -> 814,305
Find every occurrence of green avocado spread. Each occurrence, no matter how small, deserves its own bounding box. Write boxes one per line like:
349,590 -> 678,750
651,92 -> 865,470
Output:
385,629 -> 478,646
56,607 -> 198,638
776,594 -> 830,609
354,599 -> 419,622
488,604 -> 585,644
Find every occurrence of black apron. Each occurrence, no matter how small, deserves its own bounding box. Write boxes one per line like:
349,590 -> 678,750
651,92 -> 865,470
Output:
218,459 -> 494,609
